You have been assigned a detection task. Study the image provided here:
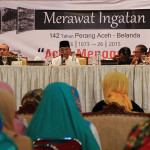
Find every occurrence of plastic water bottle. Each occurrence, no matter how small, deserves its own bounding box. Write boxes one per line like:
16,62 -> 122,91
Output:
72,51 -> 76,62
18,53 -> 22,61
97,51 -> 101,65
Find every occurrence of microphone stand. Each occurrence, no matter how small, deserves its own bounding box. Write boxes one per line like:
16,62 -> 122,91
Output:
124,50 -> 127,64
61,48 -> 63,65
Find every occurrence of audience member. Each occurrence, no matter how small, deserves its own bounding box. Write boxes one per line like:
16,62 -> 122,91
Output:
17,88 -> 43,114
0,82 -> 33,150
0,81 -> 27,135
92,72 -> 144,112
16,88 -> 44,125
117,47 -> 132,65
26,82 -> 100,150
130,44 -> 147,65
52,40 -> 80,65
70,86 -> 101,148
0,44 -> 17,65
0,111 -> 18,150
21,88 -> 43,106
124,119 -> 150,150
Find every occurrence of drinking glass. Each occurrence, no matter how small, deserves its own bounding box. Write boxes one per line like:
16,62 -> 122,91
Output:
141,55 -> 146,65
47,56 -> 52,66
91,56 -> 97,65
2,56 -> 7,66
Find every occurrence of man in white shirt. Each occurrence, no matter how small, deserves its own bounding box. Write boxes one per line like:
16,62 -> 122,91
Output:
52,41 -> 80,66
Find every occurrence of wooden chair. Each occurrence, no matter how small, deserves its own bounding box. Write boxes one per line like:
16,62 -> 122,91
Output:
76,54 -> 88,65
70,53 -> 88,65
82,103 -> 150,150
8,51 -> 27,65
83,102 -> 150,116
33,138 -> 82,150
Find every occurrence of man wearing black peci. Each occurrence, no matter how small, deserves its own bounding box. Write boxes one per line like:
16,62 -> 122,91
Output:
52,40 -> 80,66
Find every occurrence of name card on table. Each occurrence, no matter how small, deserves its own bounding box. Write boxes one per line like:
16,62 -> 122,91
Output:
11,61 -> 22,66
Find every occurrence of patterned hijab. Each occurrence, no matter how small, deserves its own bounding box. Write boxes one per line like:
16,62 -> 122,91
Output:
70,86 -> 82,113
103,72 -> 133,111
124,119 -> 150,150
26,82 -> 100,150
0,82 -> 33,150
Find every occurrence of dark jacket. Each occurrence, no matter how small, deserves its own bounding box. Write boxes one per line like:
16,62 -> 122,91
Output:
0,57 -> 17,65
92,100 -> 144,113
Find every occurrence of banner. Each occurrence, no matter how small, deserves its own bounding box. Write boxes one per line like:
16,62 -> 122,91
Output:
0,1 -> 150,62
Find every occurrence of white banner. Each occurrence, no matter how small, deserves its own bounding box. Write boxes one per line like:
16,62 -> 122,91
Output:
0,1 -> 150,62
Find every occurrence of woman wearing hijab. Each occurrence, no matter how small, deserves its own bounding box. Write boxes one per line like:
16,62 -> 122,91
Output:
92,72 -> 143,112
0,82 -> 33,150
26,82 -> 100,150
0,111 -> 18,150
70,86 -> 101,148
0,82 -> 27,135
124,119 -> 150,150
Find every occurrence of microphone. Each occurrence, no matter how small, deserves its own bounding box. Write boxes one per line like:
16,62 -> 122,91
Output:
61,48 -> 63,65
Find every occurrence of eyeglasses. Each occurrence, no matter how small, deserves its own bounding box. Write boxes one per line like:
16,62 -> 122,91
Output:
0,48 -> 6,51
134,51 -> 142,54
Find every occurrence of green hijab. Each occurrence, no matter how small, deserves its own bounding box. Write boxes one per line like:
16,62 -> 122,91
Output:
26,82 -> 100,150
0,111 -> 18,150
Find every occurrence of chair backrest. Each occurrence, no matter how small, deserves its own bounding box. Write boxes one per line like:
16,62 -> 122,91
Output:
82,103 -> 150,150
76,54 -> 88,65
33,137 -> 82,150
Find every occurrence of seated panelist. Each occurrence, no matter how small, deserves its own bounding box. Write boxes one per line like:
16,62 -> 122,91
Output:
52,40 -> 80,66
130,44 -> 147,65
117,47 -> 132,65
0,44 -> 17,65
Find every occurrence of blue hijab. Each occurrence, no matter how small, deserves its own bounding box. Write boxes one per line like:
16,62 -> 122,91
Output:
26,82 -> 100,150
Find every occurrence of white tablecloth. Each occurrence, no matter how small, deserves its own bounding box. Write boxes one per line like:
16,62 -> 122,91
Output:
0,65 -> 149,112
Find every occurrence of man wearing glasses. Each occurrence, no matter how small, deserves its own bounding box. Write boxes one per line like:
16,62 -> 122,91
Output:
0,44 -> 17,65
130,45 -> 147,65
0,44 -> 9,57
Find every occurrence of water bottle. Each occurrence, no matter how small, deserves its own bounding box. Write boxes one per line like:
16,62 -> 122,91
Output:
97,51 -> 101,65
72,51 -> 76,62
18,52 -> 22,61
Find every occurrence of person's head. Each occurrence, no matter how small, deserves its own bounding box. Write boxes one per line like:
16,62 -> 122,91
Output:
134,45 -> 147,59
21,88 -> 43,106
18,88 -> 44,114
103,72 -> 132,111
26,82 -> 100,150
0,44 -> 9,56
0,85 -> 15,131
119,47 -> 131,62
59,41 -> 71,59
